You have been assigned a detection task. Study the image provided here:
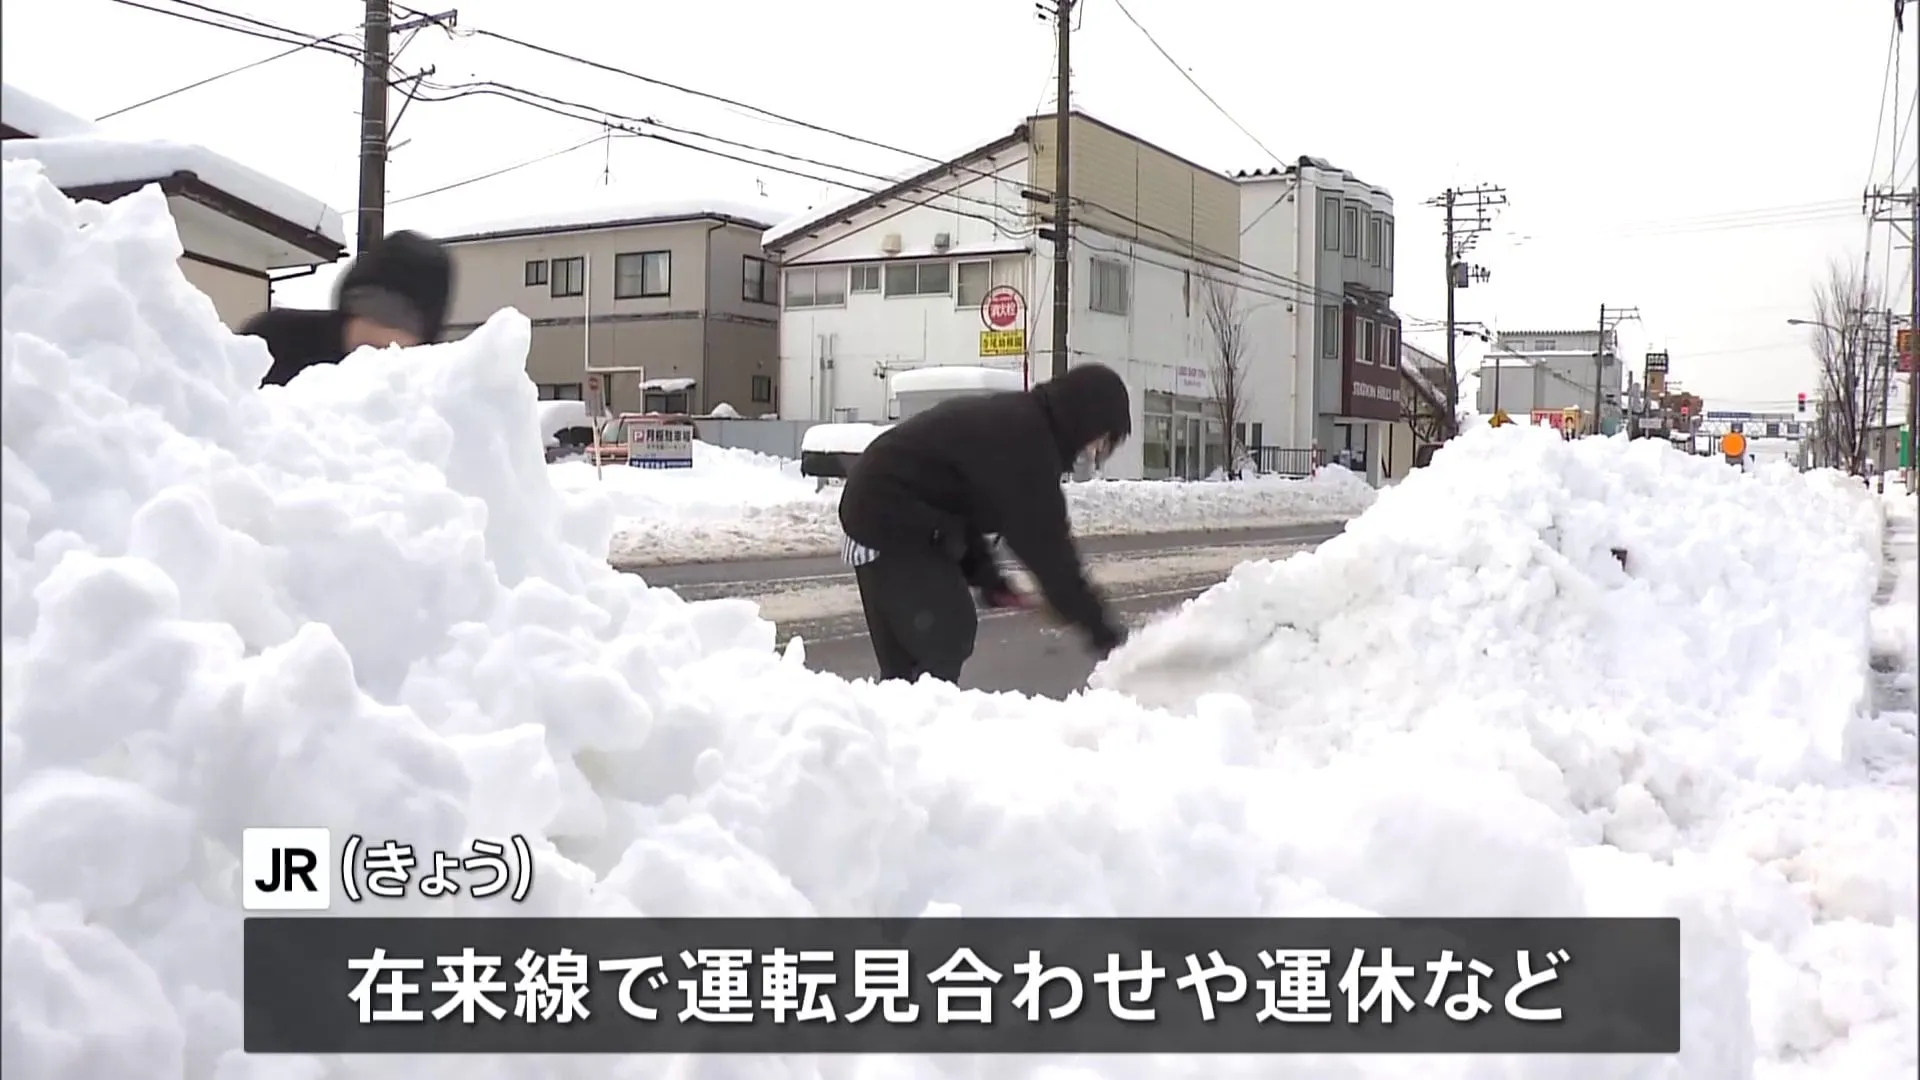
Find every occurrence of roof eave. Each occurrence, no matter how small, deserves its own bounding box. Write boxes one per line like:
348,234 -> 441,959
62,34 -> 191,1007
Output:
62,170 -> 345,263
762,127 -> 1029,253
439,210 -> 776,246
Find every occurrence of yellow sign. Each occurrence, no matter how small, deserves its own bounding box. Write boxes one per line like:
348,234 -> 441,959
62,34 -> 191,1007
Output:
979,329 -> 1026,357
1489,409 -> 1512,427
1720,431 -> 1747,458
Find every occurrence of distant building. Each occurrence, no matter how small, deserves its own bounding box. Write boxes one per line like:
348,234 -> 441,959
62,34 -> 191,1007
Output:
0,83 -> 345,329
1235,157 -> 1400,484
1475,328 -> 1624,432
437,199 -> 785,416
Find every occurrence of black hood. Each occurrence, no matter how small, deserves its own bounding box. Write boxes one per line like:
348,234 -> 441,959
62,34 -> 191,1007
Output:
1030,362 -> 1132,467
333,230 -> 454,342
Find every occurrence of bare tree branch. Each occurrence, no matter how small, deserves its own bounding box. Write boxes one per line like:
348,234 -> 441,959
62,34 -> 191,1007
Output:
1807,259 -> 1883,474
1200,275 -> 1253,478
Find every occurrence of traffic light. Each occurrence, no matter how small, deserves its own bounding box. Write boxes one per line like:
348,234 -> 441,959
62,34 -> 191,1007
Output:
1797,392 -> 1807,414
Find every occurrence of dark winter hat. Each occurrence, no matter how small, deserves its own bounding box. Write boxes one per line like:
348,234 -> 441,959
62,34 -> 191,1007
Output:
1031,362 -> 1133,467
334,230 -> 454,341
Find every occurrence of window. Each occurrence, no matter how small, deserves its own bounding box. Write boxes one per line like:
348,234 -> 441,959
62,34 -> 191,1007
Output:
742,256 -> 773,304
750,375 -> 773,403
883,260 -> 950,297
956,260 -> 991,307
614,251 -> 670,298
1249,421 -> 1264,450
537,382 -> 583,400
1366,217 -> 1382,266
1342,206 -> 1360,257
1358,318 -> 1375,364
524,259 -> 549,287
1318,305 -> 1340,359
643,389 -> 691,414
551,256 -> 584,298
1321,195 -> 1342,252
1382,326 -> 1398,366
785,266 -> 847,308
1383,220 -> 1394,269
1090,257 -> 1130,315
850,264 -> 882,293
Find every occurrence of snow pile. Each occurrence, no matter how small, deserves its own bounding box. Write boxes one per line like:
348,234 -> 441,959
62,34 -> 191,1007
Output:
606,465 -> 1375,567
1098,427 -> 1917,1077
2,161 -> 1901,1080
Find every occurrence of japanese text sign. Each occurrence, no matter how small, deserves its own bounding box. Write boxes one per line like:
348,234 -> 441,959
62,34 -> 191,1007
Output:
244,916 -> 1680,1054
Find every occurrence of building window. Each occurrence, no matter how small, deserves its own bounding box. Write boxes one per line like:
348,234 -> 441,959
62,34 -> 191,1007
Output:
1342,206 -> 1360,258
850,264 -> 882,293
1320,195 -> 1341,252
643,389 -> 691,414
551,256 -> 584,298
614,251 -> 671,299
1318,304 -> 1340,359
883,260 -> 951,297
742,256 -> 773,304
956,260 -> 991,308
537,382 -> 583,400
1249,421 -> 1264,450
785,266 -> 848,308
1090,257 -> 1130,315
1358,318 -> 1375,364
1382,326 -> 1398,366
1383,220 -> 1394,269
1366,217 -> 1382,266
750,375 -> 773,403
524,259 -> 549,287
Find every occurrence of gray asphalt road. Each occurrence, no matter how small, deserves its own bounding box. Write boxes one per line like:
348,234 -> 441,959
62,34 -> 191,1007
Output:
634,521 -> 1348,700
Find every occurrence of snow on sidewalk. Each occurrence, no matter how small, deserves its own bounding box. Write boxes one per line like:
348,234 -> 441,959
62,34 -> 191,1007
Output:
1,160 -> 1911,1080
1097,429 -> 1919,1078
557,446 -> 1376,567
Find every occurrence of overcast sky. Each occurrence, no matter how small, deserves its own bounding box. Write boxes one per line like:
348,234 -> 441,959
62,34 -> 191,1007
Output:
4,0 -> 1913,412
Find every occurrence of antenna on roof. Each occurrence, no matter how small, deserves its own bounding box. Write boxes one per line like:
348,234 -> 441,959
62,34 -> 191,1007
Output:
756,178 -> 767,197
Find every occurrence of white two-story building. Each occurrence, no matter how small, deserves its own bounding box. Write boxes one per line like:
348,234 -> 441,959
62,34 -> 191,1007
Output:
1235,158 -> 1402,484
763,110 -> 1296,481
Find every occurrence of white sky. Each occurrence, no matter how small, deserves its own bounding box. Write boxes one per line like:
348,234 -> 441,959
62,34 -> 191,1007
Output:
4,0 -> 1915,413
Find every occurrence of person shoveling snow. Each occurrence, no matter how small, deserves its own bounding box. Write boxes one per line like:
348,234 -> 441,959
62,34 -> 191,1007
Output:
836,362 -> 1134,683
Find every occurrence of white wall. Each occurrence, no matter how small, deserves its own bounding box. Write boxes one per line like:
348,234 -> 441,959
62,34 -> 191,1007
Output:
1237,176 -> 1314,450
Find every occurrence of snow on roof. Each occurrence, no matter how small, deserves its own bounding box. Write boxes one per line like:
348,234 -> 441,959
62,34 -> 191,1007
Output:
0,135 -> 345,248
891,365 -> 1025,395
436,195 -> 788,243
801,422 -> 891,455
640,376 -> 697,393
762,126 -> 1026,249
0,83 -> 98,139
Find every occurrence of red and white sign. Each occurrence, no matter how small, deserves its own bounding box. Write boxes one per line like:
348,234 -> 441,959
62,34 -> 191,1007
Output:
981,285 -> 1025,331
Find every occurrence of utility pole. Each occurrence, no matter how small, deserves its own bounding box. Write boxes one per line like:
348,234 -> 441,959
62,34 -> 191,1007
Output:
1046,0 -> 1074,382
1594,304 -> 1641,436
1423,185 -> 1506,433
356,0 -> 393,254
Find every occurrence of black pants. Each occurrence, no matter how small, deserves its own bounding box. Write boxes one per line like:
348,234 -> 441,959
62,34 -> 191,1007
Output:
853,550 -> 978,683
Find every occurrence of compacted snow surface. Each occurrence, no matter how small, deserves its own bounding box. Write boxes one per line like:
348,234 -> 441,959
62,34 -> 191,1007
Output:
3,163 -> 1916,1080
589,454 -> 1375,567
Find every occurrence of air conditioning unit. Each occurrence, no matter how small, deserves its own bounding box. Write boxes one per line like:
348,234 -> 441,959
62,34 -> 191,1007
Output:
880,233 -> 903,254
932,232 -> 952,251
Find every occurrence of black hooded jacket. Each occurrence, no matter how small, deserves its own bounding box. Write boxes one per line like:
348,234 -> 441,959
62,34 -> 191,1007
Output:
838,363 -> 1133,650
246,230 -> 454,388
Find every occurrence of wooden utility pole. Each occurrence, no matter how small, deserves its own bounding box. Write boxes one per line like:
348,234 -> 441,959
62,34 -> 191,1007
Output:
1049,0 -> 1074,382
1423,184 -> 1505,432
356,0 -> 393,253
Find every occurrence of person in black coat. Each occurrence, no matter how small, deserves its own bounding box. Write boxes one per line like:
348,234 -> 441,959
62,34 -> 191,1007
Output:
241,230 -> 454,387
837,362 -> 1134,684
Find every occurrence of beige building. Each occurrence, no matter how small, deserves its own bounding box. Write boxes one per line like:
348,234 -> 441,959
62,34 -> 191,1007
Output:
437,200 -> 785,415
1,83 -> 346,329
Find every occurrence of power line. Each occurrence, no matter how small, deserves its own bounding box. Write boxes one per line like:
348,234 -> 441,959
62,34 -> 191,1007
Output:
1109,0 -> 1286,170
103,0 -> 363,59
389,133 -> 636,205
95,27 -> 363,120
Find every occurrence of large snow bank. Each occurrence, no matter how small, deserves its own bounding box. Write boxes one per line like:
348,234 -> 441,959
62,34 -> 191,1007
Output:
550,441 -> 822,521
4,159 -> 1909,1080
1098,427 -> 1918,1077
605,465 -> 1376,567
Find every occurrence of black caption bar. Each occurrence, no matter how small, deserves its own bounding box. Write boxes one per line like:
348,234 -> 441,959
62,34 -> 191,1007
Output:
244,916 -> 1679,1054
